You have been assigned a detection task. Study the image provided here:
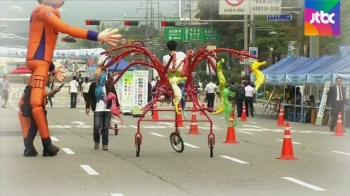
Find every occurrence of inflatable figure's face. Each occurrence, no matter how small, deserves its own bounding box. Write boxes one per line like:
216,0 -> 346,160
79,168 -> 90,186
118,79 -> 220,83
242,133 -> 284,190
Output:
38,0 -> 65,8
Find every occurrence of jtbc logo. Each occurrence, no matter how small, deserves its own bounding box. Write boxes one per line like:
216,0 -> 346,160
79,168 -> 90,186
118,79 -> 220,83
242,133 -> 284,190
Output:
310,11 -> 335,24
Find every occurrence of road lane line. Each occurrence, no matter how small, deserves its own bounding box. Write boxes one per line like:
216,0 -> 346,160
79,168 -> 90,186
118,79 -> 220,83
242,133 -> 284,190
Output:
111,194 -> 124,196
220,155 -> 249,164
281,177 -> 327,191
243,125 -> 264,129
50,136 -> 59,141
129,125 -> 137,128
162,116 -> 171,118
238,131 -> 254,135
276,139 -> 301,145
249,121 -> 258,123
184,142 -> 200,148
332,151 -> 350,156
61,148 -> 75,154
150,132 -> 165,137
80,165 -> 99,175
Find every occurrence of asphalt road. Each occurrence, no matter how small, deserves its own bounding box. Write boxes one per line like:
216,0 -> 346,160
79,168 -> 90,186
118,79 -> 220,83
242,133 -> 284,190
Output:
1,95 -> 349,196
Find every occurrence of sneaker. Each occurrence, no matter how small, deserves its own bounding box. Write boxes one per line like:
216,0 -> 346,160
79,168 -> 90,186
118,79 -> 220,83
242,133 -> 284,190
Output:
94,142 -> 99,149
102,145 -> 108,151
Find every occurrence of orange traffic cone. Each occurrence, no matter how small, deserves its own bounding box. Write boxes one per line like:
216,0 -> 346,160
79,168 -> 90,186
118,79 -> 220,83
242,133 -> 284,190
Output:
188,112 -> 199,134
223,113 -> 238,143
334,112 -> 345,136
152,102 -> 159,121
240,105 -> 247,121
176,103 -> 184,128
277,122 -> 297,160
200,103 -> 205,115
277,106 -> 284,127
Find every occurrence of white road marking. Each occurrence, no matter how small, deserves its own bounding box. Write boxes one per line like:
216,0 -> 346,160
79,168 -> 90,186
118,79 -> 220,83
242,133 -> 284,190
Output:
80,165 -> 99,175
61,148 -> 75,154
184,142 -> 200,148
112,120 -> 120,123
61,103 -> 65,104
220,155 -> 249,164
243,125 -> 265,129
110,194 -> 124,196
129,125 -> 137,128
50,136 -> 59,141
15,108 -> 19,110
238,131 -> 254,135
162,116 -> 171,118
249,121 -> 258,123
276,139 -> 301,145
150,132 -> 165,137
332,151 -> 350,156
158,122 -> 174,126
281,177 -> 327,191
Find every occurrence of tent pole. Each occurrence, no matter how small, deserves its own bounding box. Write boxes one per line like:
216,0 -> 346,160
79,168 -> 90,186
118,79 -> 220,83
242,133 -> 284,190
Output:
300,83 -> 305,123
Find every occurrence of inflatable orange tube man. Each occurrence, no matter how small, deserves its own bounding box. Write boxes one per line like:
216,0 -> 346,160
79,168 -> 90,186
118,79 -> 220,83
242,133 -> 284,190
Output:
24,0 -> 122,156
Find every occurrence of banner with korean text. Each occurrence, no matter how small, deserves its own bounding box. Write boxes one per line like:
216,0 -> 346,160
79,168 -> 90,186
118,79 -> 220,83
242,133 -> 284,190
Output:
121,71 -> 134,113
132,70 -> 149,107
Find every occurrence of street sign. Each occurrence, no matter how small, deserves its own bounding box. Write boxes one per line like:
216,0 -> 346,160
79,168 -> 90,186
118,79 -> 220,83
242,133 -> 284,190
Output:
164,16 -> 180,20
164,27 -> 220,41
164,28 -> 185,41
239,50 -> 249,64
249,47 -> 258,63
267,14 -> 292,21
219,0 -> 282,15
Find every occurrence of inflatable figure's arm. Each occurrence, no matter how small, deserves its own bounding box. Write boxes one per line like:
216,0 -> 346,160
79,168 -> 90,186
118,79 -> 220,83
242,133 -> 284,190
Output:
38,6 -> 98,41
49,62 -> 66,82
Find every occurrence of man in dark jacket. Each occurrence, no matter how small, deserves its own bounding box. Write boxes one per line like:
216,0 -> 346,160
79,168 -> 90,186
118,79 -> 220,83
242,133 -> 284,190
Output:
85,80 -> 118,150
328,77 -> 346,132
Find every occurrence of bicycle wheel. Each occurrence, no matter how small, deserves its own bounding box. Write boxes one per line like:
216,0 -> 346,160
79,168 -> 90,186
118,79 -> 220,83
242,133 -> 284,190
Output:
136,137 -> 141,157
209,137 -> 214,158
114,124 -> 118,135
170,132 -> 184,153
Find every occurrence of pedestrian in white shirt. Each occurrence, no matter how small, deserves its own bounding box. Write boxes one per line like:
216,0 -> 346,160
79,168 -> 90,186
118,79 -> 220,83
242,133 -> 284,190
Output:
244,82 -> 255,117
204,78 -> 217,111
81,77 -> 91,104
162,40 -> 186,72
68,76 -> 79,108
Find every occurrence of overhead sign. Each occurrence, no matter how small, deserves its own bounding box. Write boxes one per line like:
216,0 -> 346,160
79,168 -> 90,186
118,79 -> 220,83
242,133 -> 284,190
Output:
267,14 -> 292,21
249,47 -> 258,63
304,0 -> 340,36
164,27 -> 220,41
0,47 -> 106,59
164,16 -> 180,20
219,0 -> 282,15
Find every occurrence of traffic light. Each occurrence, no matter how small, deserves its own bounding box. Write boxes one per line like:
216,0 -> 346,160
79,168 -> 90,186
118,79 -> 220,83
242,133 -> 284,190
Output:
161,21 -> 176,27
62,37 -> 76,43
124,21 -> 139,26
85,20 -> 101,25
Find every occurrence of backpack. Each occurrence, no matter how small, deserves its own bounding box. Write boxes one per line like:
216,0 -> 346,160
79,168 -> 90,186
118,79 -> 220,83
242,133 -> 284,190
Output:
236,86 -> 245,99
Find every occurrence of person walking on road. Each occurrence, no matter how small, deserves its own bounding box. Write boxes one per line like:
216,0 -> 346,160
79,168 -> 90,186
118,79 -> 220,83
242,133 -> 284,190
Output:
244,82 -> 255,117
46,74 -> 54,108
81,77 -> 91,104
68,76 -> 79,108
85,67 -> 118,151
235,82 -> 246,117
204,78 -> 217,111
328,77 -> 347,132
0,74 -> 10,108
